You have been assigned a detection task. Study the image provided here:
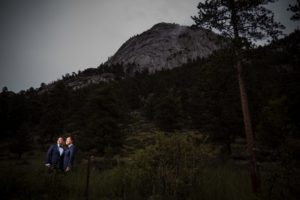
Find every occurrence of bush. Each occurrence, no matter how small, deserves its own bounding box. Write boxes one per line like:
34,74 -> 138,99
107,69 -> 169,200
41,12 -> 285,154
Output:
91,132 -> 213,200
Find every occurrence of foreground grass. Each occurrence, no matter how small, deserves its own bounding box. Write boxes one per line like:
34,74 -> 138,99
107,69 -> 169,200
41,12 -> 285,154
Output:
3,132 -> 297,200
0,148 -> 262,199
201,166 -> 259,200
0,156 -> 86,200
0,158 -> 259,200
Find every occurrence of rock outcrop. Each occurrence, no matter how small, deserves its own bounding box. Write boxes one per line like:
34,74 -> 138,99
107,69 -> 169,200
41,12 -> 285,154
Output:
107,22 -> 223,72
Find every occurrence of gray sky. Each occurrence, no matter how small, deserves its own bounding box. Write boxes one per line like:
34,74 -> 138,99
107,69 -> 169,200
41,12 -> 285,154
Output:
0,0 -> 298,92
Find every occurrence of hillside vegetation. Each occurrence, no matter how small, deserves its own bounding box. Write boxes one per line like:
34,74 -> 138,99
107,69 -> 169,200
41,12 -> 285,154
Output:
0,31 -> 299,199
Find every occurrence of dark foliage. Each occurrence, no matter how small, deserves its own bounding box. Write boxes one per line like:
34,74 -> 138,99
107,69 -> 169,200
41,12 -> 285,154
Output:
0,31 -> 299,158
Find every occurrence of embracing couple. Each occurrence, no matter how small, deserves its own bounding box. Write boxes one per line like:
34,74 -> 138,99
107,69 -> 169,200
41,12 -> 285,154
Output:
45,136 -> 76,172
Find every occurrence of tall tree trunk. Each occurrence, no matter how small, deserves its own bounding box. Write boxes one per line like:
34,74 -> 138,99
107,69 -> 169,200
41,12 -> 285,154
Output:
229,0 -> 260,193
236,60 -> 260,193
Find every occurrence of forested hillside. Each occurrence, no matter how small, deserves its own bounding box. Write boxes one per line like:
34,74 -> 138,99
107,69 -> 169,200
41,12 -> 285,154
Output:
0,30 -> 299,200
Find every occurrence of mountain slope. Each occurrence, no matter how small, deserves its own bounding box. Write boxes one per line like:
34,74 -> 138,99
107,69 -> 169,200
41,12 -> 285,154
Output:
107,22 -> 224,72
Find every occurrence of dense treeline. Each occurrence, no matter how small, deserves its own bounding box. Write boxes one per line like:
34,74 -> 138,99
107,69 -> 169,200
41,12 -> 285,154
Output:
0,31 -> 299,158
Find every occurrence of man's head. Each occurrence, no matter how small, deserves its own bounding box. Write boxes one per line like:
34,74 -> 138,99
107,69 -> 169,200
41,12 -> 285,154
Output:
57,137 -> 65,146
66,136 -> 73,146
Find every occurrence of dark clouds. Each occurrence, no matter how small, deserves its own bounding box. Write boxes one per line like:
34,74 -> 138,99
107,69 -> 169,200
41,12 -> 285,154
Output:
0,0 -> 298,92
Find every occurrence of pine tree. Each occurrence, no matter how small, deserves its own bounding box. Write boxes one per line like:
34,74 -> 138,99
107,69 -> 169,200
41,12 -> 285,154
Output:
80,86 -> 124,153
192,0 -> 284,192
288,0 -> 300,21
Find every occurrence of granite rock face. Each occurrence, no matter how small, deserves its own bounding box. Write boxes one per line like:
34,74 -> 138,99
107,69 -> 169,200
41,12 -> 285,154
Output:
107,22 -> 223,72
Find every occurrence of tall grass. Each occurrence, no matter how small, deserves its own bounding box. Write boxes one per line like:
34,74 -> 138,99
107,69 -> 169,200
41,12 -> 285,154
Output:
0,158 -> 86,199
200,166 -> 260,200
0,134 -> 265,200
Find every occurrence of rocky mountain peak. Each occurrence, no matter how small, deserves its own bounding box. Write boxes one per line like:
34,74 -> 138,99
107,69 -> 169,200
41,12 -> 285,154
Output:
107,22 -> 223,72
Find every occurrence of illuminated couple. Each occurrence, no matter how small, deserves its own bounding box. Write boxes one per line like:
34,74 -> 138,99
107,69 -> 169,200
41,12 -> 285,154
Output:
45,136 -> 76,172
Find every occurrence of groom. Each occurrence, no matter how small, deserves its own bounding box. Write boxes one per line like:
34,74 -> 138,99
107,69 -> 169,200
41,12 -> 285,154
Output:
64,136 -> 76,172
45,137 -> 65,171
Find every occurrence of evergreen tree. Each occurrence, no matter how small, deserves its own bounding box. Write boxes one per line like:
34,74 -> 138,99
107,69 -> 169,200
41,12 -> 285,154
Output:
38,82 -> 71,144
192,0 -> 284,192
257,96 -> 289,148
187,50 -> 242,152
80,85 -> 124,153
9,123 -> 33,159
288,0 -> 300,21
153,89 -> 183,132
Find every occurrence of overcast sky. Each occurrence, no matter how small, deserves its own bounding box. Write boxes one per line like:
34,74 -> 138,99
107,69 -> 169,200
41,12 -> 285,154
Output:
0,0 -> 298,92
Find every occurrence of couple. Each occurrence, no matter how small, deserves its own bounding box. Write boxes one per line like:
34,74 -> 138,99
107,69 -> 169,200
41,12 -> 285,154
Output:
45,136 -> 76,172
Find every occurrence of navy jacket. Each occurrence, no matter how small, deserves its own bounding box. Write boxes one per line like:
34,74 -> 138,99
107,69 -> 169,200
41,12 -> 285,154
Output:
45,144 -> 64,170
64,144 -> 76,170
